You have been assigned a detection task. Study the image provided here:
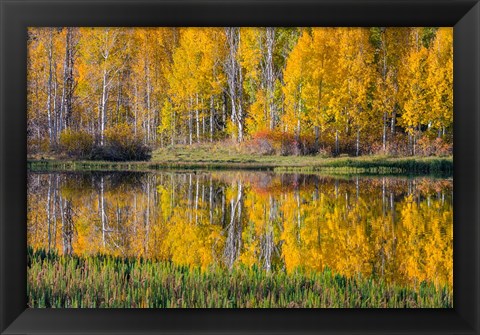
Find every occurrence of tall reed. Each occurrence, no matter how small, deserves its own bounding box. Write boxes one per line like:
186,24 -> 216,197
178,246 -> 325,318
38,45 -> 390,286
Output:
27,248 -> 452,308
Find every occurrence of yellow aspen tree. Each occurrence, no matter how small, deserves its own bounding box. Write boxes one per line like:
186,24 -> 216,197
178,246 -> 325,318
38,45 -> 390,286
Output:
28,28 -> 50,151
167,28 -> 200,145
333,28 -> 375,156
241,27 -> 294,135
283,29 -> 315,140
426,28 -> 453,139
326,28 -> 353,155
130,28 -> 158,144
224,27 -> 246,142
167,28 -> 226,145
152,28 -> 180,146
372,28 -> 411,152
196,28 -> 227,142
78,28 -> 129,145
309,28 -> 338,149
240,28 -> 266,133
399,28 -> 430,155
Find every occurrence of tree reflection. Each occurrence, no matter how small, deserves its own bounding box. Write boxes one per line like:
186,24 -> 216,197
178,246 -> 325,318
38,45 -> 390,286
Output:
27,171 -> 453,289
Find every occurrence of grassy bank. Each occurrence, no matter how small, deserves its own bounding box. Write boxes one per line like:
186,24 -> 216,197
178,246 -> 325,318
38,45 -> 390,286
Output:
28,147 -> 453,176
28,248 -> 452,308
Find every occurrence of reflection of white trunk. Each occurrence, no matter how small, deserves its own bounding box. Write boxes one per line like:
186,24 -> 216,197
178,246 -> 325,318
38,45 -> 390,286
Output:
145,179 -> 150,254
382,177 -> 386,216
224,181 -> 243,269
209,176 -> 214,225
390,192 -> 396,241
100,176 -> 106,247
56,179 -> 74,256
195,174 -> 199,225
116,205 -> 121,233
226,197 -> 236,267
356,176 -> 359,201
236,182 -> 243,227
60,196 -> 65,241
345,192 -> 349,217
133,194 -> 137,234
62,197 -> 73,255
188,173 -> 193,223
263,195 -> 275,272
221,186 -> 226,226
47,175 -> 52,251
52,175 -> 58,250
295,189 -> 301,243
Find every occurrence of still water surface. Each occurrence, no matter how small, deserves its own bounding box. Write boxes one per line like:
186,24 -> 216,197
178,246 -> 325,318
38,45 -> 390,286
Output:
27,171 -> 453,289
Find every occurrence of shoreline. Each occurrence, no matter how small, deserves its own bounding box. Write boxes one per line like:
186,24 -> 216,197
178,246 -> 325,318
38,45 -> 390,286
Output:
27,155 -> 453,176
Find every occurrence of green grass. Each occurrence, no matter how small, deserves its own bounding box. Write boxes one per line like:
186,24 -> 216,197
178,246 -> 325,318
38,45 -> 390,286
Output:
153,145 -> 452,173
28,143 -> 453,175
28,150 -> 453,176
28,248 -> 452,308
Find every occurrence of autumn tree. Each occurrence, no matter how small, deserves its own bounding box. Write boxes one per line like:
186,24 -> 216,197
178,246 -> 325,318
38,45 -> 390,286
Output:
398,28 -> 439,155
425,28 -> 453,139
370,27 -> 411,151
332,28 -> 375,156
224,27 -> 245,142
79,28 -> 129,145
27,27 -> 453,158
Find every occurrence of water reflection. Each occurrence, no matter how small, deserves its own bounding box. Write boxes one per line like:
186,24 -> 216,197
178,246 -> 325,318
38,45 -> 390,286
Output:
27,171 -> 453,289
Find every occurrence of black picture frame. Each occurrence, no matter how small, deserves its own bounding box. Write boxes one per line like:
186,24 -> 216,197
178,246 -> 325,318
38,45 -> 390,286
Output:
1,0 -> 479,334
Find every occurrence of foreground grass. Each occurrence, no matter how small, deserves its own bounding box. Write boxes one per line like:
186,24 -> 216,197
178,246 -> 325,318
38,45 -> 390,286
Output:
28,144 -> 452,176
28,248 -> 452,308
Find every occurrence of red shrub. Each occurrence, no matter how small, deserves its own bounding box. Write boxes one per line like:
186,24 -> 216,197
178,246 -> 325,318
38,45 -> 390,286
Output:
417,136 -> 452,157
243,130 -> 321,156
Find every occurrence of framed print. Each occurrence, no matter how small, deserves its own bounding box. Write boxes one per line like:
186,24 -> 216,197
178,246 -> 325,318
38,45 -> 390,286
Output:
1,0 -> 479,334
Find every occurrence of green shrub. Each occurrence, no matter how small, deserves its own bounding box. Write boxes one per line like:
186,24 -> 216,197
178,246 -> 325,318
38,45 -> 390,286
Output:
59,129 -> 94,158
90,123 -> 151,161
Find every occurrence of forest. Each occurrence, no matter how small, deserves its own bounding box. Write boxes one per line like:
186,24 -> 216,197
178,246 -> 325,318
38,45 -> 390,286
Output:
27,27 -> 453,161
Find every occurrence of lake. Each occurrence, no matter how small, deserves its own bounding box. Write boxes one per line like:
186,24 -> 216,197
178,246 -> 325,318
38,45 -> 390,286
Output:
27,170 -> 453,292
